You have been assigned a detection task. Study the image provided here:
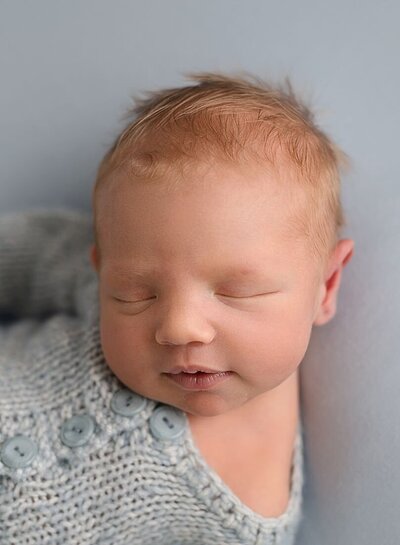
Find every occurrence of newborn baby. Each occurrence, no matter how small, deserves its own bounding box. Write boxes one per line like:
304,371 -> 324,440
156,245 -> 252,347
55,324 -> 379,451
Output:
0,71 -> 354,545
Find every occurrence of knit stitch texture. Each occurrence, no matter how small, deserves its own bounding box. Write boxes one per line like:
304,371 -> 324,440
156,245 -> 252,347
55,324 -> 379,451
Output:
0,209 -> 304,545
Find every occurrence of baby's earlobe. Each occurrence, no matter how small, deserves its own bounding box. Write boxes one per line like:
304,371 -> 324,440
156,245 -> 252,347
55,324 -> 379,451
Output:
313,306 -> 333,326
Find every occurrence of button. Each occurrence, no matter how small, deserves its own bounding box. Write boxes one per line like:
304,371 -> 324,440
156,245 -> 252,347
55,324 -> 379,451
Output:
60,414 -> 95,447
149,405 -> 186,441
0,435 -> 38,469
110,388 -> 146,417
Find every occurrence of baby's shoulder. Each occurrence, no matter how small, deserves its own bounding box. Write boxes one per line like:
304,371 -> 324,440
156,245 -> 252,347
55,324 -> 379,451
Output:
0,313 -> 101,422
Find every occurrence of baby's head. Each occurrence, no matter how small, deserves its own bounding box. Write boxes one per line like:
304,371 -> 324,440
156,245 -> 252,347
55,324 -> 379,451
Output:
90,72 -> 354,418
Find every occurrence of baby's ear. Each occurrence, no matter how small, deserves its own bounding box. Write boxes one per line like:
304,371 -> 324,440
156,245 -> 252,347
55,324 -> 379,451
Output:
313,239 -> 355,326
89,244 -> 98,272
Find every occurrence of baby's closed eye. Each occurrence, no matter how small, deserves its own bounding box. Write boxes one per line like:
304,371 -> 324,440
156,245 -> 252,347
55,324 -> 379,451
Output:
217,291 -> 279,299
113,291 -> 279,303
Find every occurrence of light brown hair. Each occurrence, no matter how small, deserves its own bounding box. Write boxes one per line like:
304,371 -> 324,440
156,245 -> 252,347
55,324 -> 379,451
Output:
92,71 -> 349,273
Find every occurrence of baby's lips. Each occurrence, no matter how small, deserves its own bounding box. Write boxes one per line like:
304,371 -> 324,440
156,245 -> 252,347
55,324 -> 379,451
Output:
166,365 -> 224,374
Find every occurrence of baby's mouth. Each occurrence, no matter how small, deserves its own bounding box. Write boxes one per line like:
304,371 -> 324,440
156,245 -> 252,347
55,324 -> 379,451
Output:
167,366 -> 225,374
164,370 -> 234,390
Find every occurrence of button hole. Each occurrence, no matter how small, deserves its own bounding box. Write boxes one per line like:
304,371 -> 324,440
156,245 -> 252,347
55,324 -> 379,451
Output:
162,417 -> 174,429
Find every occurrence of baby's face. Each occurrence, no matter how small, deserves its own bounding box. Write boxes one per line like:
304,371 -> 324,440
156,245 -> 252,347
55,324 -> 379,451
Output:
91,161 -> 326,417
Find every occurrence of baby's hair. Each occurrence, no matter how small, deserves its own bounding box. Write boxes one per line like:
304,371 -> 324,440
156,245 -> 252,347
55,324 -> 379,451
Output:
92,71 -> 350,274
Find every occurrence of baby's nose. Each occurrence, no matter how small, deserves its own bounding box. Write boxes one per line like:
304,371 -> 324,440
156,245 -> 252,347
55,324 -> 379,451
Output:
155,303 -> 215,346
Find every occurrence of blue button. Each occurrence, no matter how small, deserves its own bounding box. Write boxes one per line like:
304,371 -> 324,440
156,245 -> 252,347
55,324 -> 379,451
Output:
149,405 -> 186,441
0,435 -> 38,469
110,388 -> 147,417
60,414 -> 95,447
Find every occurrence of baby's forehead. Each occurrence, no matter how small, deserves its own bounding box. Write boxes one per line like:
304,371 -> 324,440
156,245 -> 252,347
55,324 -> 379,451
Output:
97,156 -> 312,250
102,166 -> 312,231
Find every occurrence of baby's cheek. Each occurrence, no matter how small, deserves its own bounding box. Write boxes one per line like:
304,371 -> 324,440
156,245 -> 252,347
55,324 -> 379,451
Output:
245,317 -> 312,385
269,321 -> 313,373
98,313 -> 148,390
99,312 -> 135,367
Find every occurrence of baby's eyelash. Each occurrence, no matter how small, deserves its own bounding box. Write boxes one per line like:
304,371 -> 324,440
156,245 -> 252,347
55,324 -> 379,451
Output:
113,297 -> 156,304
113,292 -> 276,304
218,292 -> 275,299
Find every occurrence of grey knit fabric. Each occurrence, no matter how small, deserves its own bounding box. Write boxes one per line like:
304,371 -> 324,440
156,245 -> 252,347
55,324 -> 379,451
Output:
0,209 -> 304,545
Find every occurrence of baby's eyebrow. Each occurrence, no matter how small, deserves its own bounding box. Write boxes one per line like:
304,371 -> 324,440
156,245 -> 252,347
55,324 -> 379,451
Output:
104,270 -> 149,285
218,267 -> 265,279
106,265 -> 272,283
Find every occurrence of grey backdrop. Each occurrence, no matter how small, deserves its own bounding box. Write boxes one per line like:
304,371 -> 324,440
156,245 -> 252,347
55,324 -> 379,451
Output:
1,1 -> 399,544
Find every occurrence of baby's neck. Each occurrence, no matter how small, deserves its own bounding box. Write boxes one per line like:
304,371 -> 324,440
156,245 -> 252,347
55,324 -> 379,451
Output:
185,367 -> 300,518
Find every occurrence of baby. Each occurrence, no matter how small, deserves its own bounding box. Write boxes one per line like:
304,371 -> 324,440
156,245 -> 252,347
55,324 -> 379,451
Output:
0,72 -> 354,545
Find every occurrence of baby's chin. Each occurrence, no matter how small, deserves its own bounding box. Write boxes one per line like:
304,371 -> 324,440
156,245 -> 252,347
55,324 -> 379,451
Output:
165,391 -> 248,419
